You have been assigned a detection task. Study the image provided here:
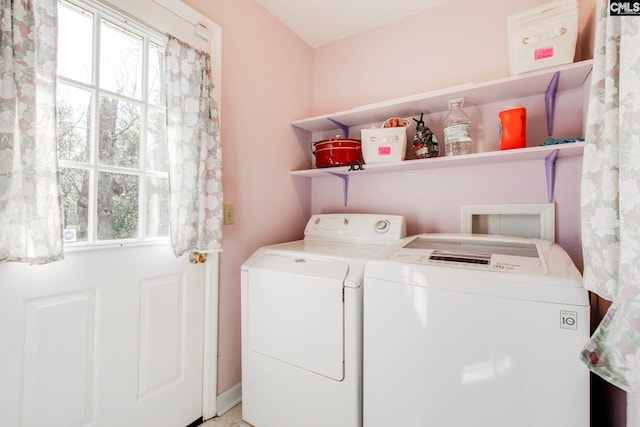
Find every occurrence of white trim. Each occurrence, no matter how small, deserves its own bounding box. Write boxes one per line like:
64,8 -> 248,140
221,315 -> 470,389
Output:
202,253 -> 221,420
460,203 -> 556,241
215,383 -> 242,416
630,393 -> 640,427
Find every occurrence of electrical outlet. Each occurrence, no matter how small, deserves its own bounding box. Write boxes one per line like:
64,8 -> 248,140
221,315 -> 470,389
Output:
223,204 -> 235,225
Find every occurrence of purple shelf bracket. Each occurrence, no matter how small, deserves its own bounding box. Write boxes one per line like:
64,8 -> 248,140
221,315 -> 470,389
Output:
545,71 -> 560,137
327,118 -> 349,138
545,149 -> 560,202
328,172 -> 350,206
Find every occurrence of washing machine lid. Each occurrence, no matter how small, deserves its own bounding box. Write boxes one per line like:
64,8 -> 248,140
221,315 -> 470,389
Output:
246,253 -> 348,381
391,235 -> 547,274
366,234 -> 586,305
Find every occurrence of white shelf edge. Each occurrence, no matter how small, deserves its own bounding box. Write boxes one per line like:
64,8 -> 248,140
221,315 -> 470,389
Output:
290,142 -> 585,178
291,60 -> 593,133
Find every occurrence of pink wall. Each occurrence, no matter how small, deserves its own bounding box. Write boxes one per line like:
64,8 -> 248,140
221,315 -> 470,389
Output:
311,156 -> 584,267
311,0 -> 595,116
184,0 -> 313,393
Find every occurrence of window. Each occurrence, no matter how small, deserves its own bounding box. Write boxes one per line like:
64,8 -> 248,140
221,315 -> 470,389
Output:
57,0 -> 168,245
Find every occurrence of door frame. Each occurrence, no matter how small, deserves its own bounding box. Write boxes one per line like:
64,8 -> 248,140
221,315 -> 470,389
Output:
203,253 -> 220,419
630,393 -> 639,427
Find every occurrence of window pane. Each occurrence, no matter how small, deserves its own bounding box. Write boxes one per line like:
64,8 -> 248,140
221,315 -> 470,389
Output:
60,167 -> 89,243
146,107 -> 167,171
57,0 -> 171,246
57,83 -> 91,162
146,176 -> 169,238
148,43 -> 165,106
97,172 -> 139,240
57,2 -> 93,83
98,96 -> 141,167
100,19 -> 143,99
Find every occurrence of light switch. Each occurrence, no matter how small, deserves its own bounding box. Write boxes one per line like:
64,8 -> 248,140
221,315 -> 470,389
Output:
223,204 -> 235,225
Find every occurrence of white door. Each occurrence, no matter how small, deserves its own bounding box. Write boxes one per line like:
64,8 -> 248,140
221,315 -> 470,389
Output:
0,244 -> 206,427
0,0 -> 221,424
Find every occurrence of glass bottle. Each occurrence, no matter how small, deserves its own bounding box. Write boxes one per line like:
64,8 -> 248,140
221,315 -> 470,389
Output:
443,97 -> 472,156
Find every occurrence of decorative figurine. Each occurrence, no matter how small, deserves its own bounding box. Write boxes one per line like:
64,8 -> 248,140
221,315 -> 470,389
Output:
412,113 -> 439,158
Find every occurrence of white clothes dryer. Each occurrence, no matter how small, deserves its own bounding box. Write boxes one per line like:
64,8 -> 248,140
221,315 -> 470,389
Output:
363,233 -> 590,427
241,214 -> 406,427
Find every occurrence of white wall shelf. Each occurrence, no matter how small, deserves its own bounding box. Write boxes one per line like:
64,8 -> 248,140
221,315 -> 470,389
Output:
291,60 -> 593,134
290,60 -> 591,207
290,142 -> 584,178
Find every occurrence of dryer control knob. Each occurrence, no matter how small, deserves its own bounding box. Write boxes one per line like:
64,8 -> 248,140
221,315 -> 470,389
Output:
375,220 -> 390,233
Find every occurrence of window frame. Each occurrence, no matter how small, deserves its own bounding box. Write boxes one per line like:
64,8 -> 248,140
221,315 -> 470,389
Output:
57,0 -> 170,249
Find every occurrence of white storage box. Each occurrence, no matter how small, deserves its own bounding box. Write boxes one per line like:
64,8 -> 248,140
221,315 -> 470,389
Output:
507,0 -> 578,75
361,127 -> 407,163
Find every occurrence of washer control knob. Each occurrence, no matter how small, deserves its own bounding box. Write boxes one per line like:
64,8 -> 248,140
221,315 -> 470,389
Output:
375,219 -> 390,233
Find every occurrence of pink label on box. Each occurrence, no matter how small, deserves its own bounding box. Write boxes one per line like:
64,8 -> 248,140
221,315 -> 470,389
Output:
378,146 -> 392,156
534,47 -> 555,61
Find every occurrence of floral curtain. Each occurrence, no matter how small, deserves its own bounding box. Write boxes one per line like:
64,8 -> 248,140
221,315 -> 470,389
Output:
165,35 -> 223,257
580,1 -> 640,392
0,0 -> 63,264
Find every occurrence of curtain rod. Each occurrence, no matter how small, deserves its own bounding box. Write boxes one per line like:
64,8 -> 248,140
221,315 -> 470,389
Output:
151,0 -> 212,41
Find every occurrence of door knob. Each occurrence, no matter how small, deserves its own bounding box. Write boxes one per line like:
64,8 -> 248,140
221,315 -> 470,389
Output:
189,252 -> 207,264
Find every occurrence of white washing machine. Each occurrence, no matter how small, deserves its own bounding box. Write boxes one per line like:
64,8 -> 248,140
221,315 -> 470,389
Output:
363,233 -> 590,427
241,213 -> 406,427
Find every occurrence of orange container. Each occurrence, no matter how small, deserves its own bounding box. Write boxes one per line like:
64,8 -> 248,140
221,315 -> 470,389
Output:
499,106 -> 526,150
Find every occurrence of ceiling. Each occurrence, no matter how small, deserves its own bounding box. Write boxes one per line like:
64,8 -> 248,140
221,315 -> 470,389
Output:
255,0 -> 450,48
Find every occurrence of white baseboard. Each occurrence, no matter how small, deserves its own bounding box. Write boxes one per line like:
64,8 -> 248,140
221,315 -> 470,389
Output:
216,382 -> 242,416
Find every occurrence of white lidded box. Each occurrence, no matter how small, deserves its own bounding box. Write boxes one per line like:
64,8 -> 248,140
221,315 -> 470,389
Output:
361,127 -> 407,163
507,0 -> 578,75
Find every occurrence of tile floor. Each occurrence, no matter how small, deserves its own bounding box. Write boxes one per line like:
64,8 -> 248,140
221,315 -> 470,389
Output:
200,403 -> 250,427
